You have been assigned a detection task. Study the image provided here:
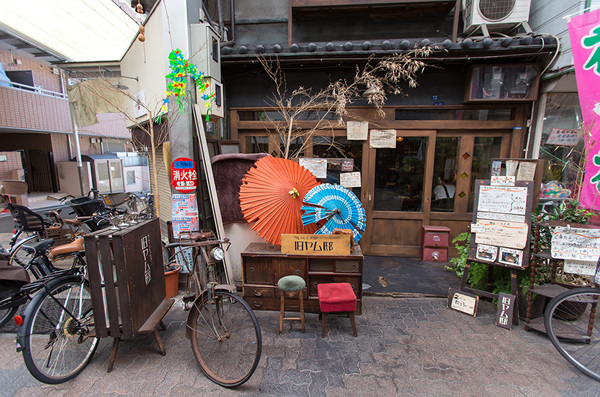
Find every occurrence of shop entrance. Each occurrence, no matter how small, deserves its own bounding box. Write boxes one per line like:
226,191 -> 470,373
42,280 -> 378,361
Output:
362,130 -> 511,256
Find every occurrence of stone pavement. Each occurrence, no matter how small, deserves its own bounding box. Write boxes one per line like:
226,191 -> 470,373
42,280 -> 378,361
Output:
1,295 -> 598,396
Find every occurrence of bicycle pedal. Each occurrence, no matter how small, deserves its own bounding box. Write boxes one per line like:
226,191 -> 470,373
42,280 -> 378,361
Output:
182,294 -> 195,303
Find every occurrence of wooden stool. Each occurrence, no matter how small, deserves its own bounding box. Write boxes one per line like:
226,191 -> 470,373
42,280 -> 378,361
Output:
277,275 -> 306,335
318,282 -> 357,338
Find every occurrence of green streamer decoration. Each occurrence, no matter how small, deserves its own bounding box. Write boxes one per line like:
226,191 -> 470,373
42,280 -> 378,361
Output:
164,48 -> 215,121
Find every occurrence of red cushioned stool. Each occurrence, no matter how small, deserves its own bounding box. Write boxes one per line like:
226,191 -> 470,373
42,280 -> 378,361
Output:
317,282 -> 357,338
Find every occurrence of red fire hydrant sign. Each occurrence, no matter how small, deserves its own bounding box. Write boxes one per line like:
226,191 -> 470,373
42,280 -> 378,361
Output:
171,157 -> 198,193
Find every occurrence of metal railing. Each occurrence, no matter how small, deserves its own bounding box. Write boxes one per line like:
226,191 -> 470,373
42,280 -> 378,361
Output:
1,81 -> 68,100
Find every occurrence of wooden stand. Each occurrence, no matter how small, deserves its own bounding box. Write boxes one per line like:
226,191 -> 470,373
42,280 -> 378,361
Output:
458,180 -> 534,325
460,260 -> 521,325
241,243 -> 363,314
84,218 -> 174,372
525,220 -> 600,336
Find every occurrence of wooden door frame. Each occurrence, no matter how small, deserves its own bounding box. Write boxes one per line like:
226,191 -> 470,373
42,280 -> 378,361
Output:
362,130 -> 436,255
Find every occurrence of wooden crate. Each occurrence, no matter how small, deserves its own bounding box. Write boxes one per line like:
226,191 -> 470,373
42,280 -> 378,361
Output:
84,218 -> 166,339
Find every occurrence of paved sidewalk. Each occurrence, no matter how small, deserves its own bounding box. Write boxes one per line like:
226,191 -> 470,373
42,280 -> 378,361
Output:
1,295 -> 597,396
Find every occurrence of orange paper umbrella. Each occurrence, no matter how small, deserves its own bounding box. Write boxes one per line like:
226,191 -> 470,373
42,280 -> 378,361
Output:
239,156 -> 320,245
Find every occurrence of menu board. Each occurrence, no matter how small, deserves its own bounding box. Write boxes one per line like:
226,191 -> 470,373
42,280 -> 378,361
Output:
468,180 -> 533,269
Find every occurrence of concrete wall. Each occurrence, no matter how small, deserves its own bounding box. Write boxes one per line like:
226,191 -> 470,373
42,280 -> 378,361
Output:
529,0 -> 600,70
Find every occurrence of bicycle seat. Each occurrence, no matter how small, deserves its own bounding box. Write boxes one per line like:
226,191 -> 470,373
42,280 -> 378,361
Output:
189,231 -> 215,241
6,203 -> 51,233
49,238 -> 84,257
22,239 -> 55,256
64,218 -> 83,227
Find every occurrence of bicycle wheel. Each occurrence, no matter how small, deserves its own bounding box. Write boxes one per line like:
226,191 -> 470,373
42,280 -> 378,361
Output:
189,290 -> 262,388
9,235 -> 38,270
20,275 -> 98,384
544,287 -> 600,381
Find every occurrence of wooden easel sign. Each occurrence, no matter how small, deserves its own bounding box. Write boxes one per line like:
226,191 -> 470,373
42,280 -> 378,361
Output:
495,292 -> 515,330
447,288 -> 479,317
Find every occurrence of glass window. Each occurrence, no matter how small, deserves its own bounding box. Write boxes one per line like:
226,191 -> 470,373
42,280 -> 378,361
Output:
468,137 -> 503,212
244,136 -> 269,154
538,93 -> 584,198
395,108 -> 513,121
280,136 -> 305,158
312,136 -> 362,196
126,170 -> 136,185
431,137 -> 459,212
374,136 -> 427,212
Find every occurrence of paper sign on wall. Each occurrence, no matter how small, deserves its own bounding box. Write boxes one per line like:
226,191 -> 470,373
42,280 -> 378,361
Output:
564,259 -> 598,276
340,172 -> 361,188
172,193 -> 199,238
347,121 -> 368,140
474,219 -> 529,249
551,227 -> 600,261
369,130 -> 397,148
477,185 -> 528,215
299,158 -> 327,178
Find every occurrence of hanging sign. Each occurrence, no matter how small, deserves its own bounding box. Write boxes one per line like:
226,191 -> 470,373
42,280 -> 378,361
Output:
568,9 -> 600,209
171,157 -> 197,193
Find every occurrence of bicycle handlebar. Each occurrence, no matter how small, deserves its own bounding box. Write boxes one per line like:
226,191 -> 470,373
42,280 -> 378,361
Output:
165,237 -> 230,249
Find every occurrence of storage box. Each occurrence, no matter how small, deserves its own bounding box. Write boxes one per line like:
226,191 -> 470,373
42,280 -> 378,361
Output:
421,226 -> 450,261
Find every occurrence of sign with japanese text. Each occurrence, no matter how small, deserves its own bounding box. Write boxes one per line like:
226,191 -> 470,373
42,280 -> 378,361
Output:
546,128 -> 582,146
299,158 -> 327,178
551,226 -> 600,261
495,293 -> 515,330
347,121 -> 368,140
369,130 -> 397,148
281,234 -> 351,256
171,194 -> 199,238
171,157 -> 197,193
569,9 -> 600,209
447,288 -> 478,317
477,185 -> 528,215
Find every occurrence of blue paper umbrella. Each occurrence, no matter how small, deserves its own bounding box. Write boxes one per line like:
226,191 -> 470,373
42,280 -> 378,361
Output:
301,183 -> 366,242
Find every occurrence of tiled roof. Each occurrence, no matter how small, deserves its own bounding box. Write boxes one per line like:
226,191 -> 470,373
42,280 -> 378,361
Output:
221,35 -> 557,61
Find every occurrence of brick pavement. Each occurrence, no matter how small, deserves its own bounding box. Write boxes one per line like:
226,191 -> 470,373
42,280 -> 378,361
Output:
0,295 -> 598,396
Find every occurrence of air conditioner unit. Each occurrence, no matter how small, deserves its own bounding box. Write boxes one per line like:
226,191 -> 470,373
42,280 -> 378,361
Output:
190,23 -> 221,81
197,78 -> 224,118
463,0 -> 532,34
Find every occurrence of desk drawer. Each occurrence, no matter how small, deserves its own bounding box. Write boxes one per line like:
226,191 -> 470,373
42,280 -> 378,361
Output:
244,285 -> 275,298
336,259 -> 360,272
309,275 -> 361,298
422,232 -> 449,247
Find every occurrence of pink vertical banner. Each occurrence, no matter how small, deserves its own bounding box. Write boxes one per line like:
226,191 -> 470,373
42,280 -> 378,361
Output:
569,9 -> 600,209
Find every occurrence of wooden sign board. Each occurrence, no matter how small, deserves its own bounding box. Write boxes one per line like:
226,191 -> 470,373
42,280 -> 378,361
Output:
468,180 -> 533,269
447,288 -> 479,317
495,292 -> 515,330
281,234 -> 351,256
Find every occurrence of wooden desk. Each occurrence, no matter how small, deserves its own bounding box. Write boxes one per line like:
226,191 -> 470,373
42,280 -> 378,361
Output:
241,242 -> 363,314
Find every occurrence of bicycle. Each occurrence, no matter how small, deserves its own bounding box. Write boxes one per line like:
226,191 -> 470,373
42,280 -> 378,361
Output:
4,203 -> 78,268
544,280 -> 600,381
0,235 -> 86,326
165,231 -> 262,388
15,256 -> 98,384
